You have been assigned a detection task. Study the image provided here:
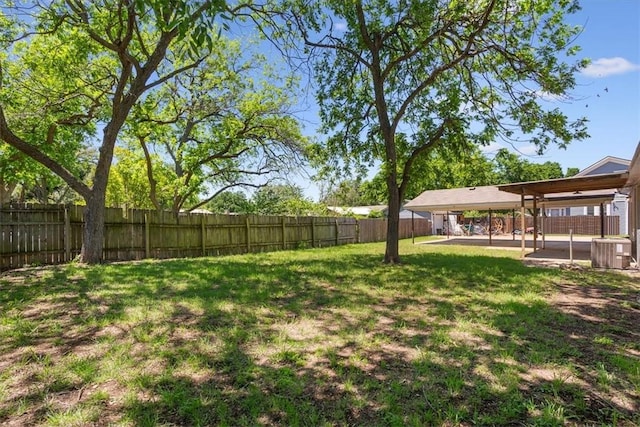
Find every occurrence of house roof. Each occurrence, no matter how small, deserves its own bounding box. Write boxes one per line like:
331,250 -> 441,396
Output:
405,186 -> 528,212
574,156 -> 630,177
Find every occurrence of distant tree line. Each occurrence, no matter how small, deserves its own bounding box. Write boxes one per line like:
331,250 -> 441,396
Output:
321,145 -> 579,207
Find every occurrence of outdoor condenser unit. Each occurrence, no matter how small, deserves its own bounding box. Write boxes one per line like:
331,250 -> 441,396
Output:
591,238 -> 632,269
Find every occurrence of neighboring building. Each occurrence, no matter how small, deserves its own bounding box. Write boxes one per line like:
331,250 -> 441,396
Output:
545,156 -> 630,234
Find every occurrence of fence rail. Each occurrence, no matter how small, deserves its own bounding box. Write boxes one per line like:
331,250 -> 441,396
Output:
1,204 -> 431,271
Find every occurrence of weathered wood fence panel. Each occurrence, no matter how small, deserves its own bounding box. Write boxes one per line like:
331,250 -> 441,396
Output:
542,216 -> 619,235
465,215 -> 619,236
357,218 -> 432,243
498,215 -> 619,235
1,205 -> 431,271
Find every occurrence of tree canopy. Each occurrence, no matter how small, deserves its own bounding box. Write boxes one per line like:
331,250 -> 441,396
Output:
254,0 -> 589,262
1,0 -> 231,262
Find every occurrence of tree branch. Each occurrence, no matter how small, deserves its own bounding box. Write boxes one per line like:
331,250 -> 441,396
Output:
0,105 -> 91,199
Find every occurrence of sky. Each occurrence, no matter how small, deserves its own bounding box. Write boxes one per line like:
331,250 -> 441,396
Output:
492,0 -> 640,170
291,0 -> 640,202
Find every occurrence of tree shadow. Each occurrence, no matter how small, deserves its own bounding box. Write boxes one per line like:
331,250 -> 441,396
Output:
1,249 -> 638,425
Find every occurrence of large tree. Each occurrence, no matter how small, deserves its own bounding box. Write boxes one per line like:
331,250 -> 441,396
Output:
0,0 -> 225,263
257,0 -> 589,263
128,35 -> 306,215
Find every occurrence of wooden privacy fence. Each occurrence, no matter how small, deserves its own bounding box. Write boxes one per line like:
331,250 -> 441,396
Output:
490,215 -> 619,235
358,218 -> 431,243
0,204 -> 431,271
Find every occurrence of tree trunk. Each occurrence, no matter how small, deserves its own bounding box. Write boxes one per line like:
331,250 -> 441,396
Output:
81,190 -> 107,263
384,173 -> 401,264
79,122 -> 119,263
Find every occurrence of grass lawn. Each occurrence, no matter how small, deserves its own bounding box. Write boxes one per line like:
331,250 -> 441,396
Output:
1,238 -> 638,426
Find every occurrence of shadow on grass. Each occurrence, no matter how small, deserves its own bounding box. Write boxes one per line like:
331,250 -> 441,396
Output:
0,245 -> 638,425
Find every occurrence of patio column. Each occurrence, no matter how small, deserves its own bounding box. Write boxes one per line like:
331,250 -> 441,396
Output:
411,210 -> 415,244
533,196 -> 538,253
600,202 -> 605,237
541,203 -> 546,249
488,209 -> 492,246
512,209 -> 515,241
520,192 -> 526,258
446,211 -> 450,239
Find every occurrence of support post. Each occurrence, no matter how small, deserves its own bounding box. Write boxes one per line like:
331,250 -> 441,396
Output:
520,193 -> 526,258
411,211 -> 415,244
144,213 -> 150,259
488,209 -> 492,246
64,207 -> 71,261
600,202 -> 605,238
533,197 -> 538,253
512,209 -> 516,241
311,217 -> 316,248
446,210 -> 450,239
569,228 -> 574,264
335,218 -> 339,246
541,204 -> 546,249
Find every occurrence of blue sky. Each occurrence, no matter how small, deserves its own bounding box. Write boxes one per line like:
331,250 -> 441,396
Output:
292,1 -> 640,201
485,0 -> 640,170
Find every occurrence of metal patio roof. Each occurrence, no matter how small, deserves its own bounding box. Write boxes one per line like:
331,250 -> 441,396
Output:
497,172 -> 629,196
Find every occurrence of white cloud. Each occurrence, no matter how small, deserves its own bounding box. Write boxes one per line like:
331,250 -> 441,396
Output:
334,22 -> 347,32
479,142 -> 503,154
581,57 -> 640,78
517,144 -> 539,156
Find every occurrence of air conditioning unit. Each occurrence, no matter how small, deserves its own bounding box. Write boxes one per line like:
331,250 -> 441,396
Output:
591,238 -> 632,269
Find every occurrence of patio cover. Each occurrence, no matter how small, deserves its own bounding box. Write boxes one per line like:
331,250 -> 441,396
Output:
405,175 -> 624,258
404,185 -> 618,212
497,172 -> 629,196
404,186 -> 524,212
497,171 -> 629,257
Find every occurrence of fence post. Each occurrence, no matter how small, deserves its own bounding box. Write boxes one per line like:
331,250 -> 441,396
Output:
569,229 -> 574,264
282,216 -> 286,250
201,215 -> 206,256
144,213 -> 150,258
246,216 -> 251,253
411,211 -> 415,244
311,217 -> 316,248
356,220 -> 360,243
63,207 -> 71,262
335,218 -> 339,246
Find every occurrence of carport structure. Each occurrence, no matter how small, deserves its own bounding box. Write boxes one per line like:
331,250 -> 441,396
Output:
405,172 -> 628,258
498,172 -> 629,257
